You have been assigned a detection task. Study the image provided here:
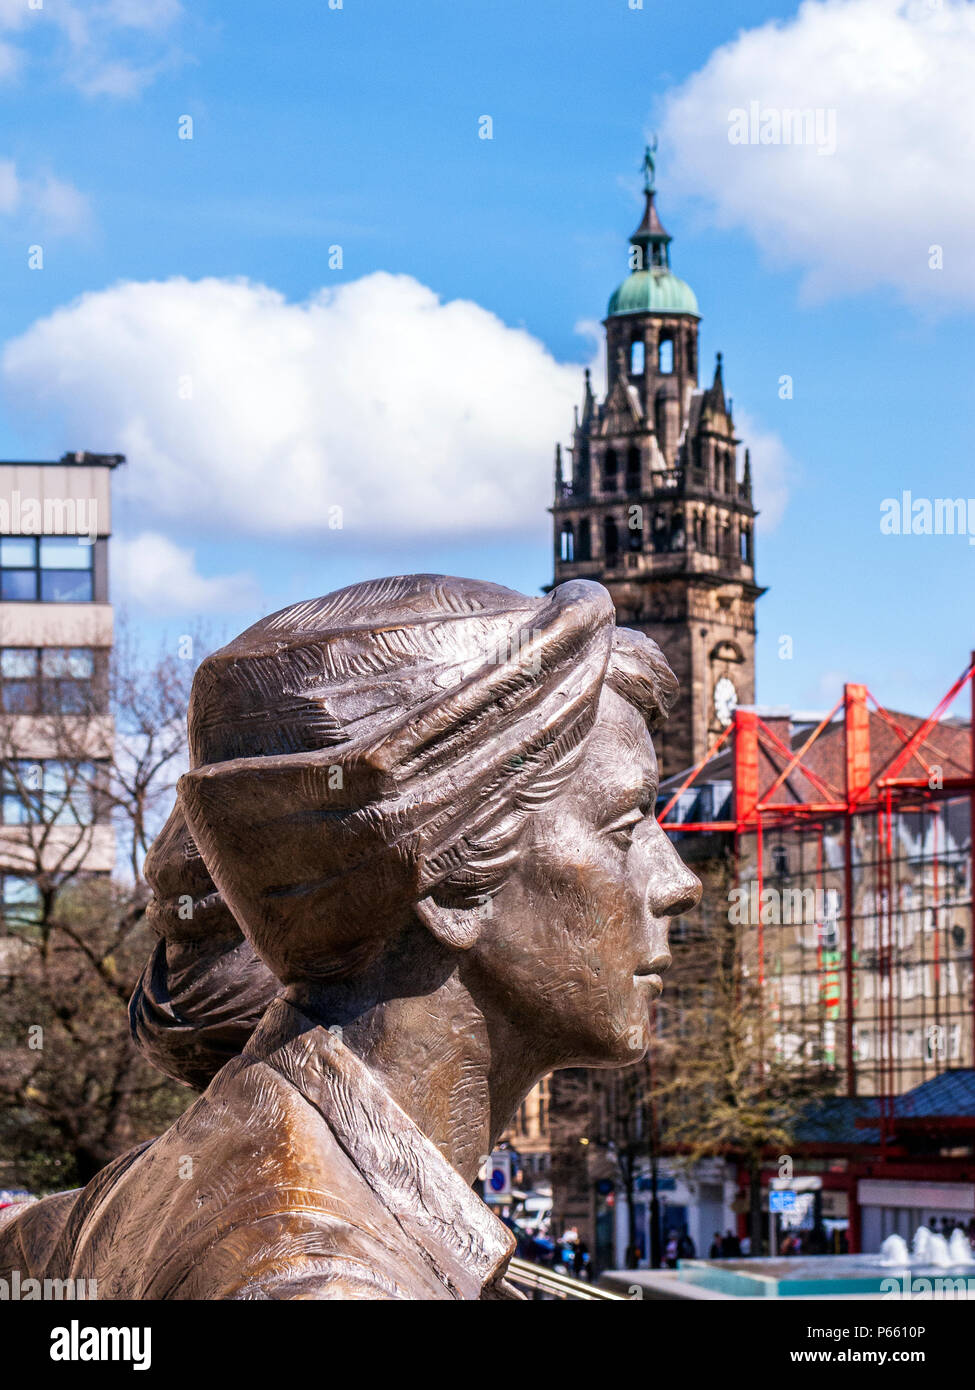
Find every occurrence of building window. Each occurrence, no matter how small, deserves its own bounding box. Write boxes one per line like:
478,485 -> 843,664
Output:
0,648 -> 96,714
0,537 -> 94,602
626,446 -> 641,493
1,759 -> 97,826
630,340 -> 645,375
560,523 -> 575,563
1,875 -> 42,930
602,449 -> 618,493
652,510 -> 668,552
577,518 -> 591,561
658,338 -> 674,374
604,516 -> 619,563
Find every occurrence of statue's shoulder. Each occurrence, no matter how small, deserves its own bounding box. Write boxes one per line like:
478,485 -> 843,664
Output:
0,1190 -> 79,1280
0,1139 -> 152,1286
63,1053 -> 447,1299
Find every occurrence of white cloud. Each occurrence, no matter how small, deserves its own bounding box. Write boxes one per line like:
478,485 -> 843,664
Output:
2,273 -> 585,540
659,0 -> 975,307
0,158 -> 17,214
0,156 -> 90,235
113,531 -> 259,615
734,408 -> 792,531
0,0 -> 184,96
0,39 -> 18,81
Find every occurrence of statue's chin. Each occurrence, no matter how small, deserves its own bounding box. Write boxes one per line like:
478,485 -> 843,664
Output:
566,1020 -> 651,1069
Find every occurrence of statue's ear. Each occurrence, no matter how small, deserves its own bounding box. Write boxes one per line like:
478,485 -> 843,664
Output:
415,895 -> 482,951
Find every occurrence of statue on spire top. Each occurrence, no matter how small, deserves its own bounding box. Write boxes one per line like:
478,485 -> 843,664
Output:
642,137 -> 658,193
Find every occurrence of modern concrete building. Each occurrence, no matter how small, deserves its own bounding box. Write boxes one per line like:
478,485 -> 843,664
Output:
0,451 -> 122,935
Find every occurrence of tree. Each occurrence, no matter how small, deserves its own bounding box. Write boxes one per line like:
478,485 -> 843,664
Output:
653,907 -> 836,1256
0,626 -> 206,1191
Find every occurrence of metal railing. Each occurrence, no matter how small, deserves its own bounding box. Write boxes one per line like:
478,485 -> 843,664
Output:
506,1257 -> 626,1301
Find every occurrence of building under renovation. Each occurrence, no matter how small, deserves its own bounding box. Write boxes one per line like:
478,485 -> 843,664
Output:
655,664 -> 975,1254
514,148 -> 975,1270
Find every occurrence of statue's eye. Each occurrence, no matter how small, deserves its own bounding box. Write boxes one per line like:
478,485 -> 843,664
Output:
604,809 -> 643,847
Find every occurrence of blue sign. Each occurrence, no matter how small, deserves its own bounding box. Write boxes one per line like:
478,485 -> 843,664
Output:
770,1190 -> 797,1212
636,1175 -> 677,1193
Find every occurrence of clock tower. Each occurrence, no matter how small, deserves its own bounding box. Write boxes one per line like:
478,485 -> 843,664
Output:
550,146 -> 765,779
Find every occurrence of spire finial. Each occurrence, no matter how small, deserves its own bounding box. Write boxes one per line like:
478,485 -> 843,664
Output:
630,139 -> 672,269
642,137 -> 658,194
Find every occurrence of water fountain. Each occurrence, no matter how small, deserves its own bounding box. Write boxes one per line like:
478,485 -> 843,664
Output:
949,1229 -> 975,1265
678,1221 -> 975,1298
911,1225 -> 933,1261
927,1233 -> 954,1267
879,1233 -> 910,1266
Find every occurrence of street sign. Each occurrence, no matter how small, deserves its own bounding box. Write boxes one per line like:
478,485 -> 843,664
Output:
487,1150 -> 511,1197
770,1189 -> 797,1212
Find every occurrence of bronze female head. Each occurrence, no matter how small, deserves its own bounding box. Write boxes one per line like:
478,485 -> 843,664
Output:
133,574 -> 701,1126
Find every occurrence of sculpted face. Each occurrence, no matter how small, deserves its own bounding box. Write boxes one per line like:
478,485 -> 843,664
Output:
465,686 -> 702,1067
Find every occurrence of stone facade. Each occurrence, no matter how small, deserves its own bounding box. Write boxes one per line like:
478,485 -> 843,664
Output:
550,171 -> 765,778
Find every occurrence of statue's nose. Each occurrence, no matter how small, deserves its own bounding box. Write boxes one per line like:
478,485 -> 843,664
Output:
649,856 -> 702,918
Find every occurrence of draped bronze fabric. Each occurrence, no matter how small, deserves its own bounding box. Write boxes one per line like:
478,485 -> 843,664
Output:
0,573 -> 686,1301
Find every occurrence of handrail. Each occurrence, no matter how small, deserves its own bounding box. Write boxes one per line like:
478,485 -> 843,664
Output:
506,1257 -> 625,1301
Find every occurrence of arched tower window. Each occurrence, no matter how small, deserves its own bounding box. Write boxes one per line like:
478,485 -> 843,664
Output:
630,340 -> 645,375
604,515 -> 620,563
658,337 -> 674,374
560,522 -> 575,563
626,445 -> 641,493
602,448 -> 618,493
669,511 -> 685,552
577,517 -> 591,561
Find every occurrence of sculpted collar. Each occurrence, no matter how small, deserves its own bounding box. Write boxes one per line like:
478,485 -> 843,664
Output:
243,997 -> 517,1300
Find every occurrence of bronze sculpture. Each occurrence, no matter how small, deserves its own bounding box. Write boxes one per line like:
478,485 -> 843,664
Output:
0,574 -> 701,1299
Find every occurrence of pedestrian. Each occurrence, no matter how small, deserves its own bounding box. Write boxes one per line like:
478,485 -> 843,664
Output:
677,1231 -> 696,1260
721,1229 -> 741,1258
805,1224 -> 827,1256
573,1239 -> 589,1280
709,1231 -> 723,1259
664,1230 -> 679,1268
740,1233 -> 751,1256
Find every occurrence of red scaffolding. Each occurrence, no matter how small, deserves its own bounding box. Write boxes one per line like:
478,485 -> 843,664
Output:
658,653 -> 975,1110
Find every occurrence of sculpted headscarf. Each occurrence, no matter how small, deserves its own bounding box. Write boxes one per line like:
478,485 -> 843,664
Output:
131,574 -> 677,1087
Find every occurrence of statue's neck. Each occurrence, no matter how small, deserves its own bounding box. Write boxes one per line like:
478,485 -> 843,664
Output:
283,973 -> 543,1185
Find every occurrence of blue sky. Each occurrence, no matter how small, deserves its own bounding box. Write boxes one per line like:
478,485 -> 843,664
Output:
0,0 -> 972,721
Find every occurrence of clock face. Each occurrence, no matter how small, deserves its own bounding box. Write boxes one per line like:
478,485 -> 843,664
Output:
713,675 -> 738,727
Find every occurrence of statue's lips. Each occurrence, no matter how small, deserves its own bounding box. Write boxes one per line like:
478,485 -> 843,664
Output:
633,956 -> 670,996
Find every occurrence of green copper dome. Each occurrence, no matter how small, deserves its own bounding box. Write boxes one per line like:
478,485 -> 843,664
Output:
607,267 -> 700,319
608,145 -> 700,319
